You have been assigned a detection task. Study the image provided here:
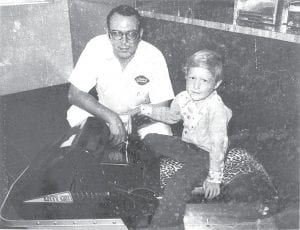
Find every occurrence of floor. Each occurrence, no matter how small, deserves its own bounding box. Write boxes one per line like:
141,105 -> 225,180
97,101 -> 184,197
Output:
0,84 -> 70,205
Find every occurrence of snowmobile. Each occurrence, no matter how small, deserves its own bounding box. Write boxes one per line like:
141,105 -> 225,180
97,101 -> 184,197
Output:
0,117 -> 279,229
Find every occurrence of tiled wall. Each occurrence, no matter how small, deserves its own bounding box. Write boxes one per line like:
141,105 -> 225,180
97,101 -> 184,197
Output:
68,0 -> 135,64
0,0 -> 73,95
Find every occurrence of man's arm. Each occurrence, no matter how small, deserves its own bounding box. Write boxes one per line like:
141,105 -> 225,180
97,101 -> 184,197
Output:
68,84 -> 126,145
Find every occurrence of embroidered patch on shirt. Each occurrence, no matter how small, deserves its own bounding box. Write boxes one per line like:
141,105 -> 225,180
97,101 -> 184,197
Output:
135,75 -> 150,85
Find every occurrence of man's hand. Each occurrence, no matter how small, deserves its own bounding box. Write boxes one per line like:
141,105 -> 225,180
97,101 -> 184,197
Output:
108,115 -> 126,146
203,180 -> 220,200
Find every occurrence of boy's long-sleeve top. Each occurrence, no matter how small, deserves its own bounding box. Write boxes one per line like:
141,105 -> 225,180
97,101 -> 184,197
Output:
140,90 -> 232,184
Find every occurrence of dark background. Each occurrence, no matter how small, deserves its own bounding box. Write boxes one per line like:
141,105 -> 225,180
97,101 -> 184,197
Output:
142,17 -> 299,202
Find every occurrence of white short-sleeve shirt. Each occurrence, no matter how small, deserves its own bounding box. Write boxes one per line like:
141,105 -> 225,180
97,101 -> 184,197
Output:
67,35 -> 174,136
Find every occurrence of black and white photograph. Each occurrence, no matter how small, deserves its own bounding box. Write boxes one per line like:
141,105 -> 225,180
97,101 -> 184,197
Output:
0,0 -> 299,229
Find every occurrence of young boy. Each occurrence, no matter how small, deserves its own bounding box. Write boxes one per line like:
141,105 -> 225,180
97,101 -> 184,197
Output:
139,50 -> 232,228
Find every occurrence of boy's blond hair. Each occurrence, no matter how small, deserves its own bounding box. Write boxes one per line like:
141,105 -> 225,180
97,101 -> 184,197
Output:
185,50 -> 223,82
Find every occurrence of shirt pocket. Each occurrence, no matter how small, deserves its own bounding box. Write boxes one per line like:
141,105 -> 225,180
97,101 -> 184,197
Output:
127,78 -> 150,106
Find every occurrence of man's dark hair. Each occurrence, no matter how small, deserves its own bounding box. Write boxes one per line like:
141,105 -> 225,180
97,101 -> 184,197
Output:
107,5 -> 142,30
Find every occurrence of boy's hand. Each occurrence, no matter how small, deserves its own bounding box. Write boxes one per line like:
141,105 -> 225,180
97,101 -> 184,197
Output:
203,180 -> 220,199
140,104 -> 153,116
125,107 -> 141,117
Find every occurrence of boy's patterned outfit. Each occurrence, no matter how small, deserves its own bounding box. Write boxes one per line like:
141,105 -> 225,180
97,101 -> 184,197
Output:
141,90 -> 232,183
140,90 -> 232,228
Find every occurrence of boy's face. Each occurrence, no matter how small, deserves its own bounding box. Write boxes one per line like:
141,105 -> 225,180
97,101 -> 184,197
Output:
185,67 -> 222,101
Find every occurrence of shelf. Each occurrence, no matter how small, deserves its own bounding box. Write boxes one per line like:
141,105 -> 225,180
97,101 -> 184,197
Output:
139,10 -> 300,44
0,0 -> 53,6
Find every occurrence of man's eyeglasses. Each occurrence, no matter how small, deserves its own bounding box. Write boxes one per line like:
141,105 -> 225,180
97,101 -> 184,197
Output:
109,30 -> 140,41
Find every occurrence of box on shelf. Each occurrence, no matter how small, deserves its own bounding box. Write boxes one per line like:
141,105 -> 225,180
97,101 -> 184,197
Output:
234,0 -> 279,31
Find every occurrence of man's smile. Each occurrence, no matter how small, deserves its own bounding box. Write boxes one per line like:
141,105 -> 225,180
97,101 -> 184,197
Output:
118,46 -> 130,51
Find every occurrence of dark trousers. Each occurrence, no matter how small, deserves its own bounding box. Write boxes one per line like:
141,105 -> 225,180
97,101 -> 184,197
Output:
142,134 -> 209,229
46,119 -> 208,228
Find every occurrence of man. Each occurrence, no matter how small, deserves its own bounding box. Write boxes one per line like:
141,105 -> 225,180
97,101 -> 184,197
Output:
67,5 -> 174,145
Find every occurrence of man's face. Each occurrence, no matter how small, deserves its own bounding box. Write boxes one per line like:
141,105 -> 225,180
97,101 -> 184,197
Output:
108,13 -> 142,61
